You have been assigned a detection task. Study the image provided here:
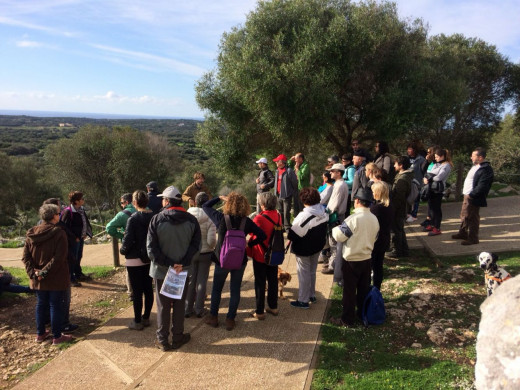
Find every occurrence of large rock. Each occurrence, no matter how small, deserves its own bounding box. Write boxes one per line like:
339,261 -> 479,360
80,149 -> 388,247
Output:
476,274 -> 520,389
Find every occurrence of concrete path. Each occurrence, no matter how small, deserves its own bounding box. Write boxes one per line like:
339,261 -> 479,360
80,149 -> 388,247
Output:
6,195 -> 520,389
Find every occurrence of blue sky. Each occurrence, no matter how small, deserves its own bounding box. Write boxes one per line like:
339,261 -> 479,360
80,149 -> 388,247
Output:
1,0 -> 519,119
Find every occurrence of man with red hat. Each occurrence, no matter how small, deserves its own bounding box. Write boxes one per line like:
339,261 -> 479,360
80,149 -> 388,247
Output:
273,154 -> 298,231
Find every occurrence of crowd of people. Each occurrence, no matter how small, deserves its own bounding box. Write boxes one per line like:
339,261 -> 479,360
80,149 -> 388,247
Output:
17,141 -> 494,348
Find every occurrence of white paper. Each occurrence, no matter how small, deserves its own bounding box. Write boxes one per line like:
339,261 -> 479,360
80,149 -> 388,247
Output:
160,268 -> 188,299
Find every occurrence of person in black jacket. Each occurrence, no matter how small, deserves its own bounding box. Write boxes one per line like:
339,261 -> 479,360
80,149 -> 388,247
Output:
255,157 -> 275,213
287,188 -> 328,309
202,193 -> 266,331
452,148 -> 494,245
146,181 -> 162,214
120,190 -> 154,330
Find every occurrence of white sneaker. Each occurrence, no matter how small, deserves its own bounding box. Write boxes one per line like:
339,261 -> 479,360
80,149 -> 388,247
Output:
406,215 -> 416,223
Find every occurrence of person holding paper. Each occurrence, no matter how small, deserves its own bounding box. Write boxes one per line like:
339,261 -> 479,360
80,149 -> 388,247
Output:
147,186 -> 201,351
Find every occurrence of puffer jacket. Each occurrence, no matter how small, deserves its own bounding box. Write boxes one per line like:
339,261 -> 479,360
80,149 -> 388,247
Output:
22,223 -> 69,291
187,207 -> 217,253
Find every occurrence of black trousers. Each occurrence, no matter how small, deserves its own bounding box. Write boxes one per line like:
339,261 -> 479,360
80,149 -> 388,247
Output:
127,264 -> 154,322
341,259 -> 371,325
428,192 -> 443,229
253,260 -> 278,313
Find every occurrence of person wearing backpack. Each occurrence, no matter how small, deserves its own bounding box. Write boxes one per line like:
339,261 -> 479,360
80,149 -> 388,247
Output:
388,156 -> 413,258
120,190 -> 154,331
330,188 -> 379,327
202,193 -> 266,331
247,192 -> 282,319
287,188 -> 328,309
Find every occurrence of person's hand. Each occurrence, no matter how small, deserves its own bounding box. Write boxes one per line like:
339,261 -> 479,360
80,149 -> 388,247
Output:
189,199 -> 195,207
290,155 -> 296,162
255,178 -> 260,184
260,184 -> 265,189
173,264 -> 183,274
219,195 -> 228,202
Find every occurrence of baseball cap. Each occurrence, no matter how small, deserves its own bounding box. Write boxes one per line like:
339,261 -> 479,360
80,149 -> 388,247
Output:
146,181 -> 158,191
272,154 -> 287,162
327,163 -> 345,172
256,157 -> 268,164
157,186 -> 181,199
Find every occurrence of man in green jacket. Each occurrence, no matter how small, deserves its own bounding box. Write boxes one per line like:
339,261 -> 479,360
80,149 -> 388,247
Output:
289,153 -> 311,216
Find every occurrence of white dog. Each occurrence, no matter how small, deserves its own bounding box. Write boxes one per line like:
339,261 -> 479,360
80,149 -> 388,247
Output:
477,251 -> 512,296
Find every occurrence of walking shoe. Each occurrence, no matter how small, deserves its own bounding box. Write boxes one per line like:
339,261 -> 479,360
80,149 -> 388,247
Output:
265,307 -> 279,316
128,320 -> 144,330
205,315 -> 219,328
171,333 -> 191,350
52,334 -> 73,345
251,312 -> 266,320
184,312 -> 194,318
78,274 -> 92,281
321,267 -> 334,274
225,318 -> 236,331
196,308 -> 208,318
329,317 -> 356,328
290,300 -> 310,309
419,219 -> 431,227
461,240 -> 479,246
386,250 -> 409,258
141,318 -> 151,327
154,339 -> 171,352
309,297 -> 317,304
428,228 -> 441,236
406,215 -> 417,223
423,225 -> 434,232
451,233 -> 468,240
62,323 -> 79,334
35,331 -> 50,343
71,280 -> 82,287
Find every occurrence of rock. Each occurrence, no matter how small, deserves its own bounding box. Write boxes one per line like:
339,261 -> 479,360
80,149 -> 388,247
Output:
498,185 -> 517,194
427,323 -> 447,345
476,274 -> 520,390
415,322 -> 425,329
411,343 -> 422,349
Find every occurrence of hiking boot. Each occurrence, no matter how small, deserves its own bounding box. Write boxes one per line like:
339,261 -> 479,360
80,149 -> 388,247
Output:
62,323 -> 79,334
309,297 -> 317,304
321,267 -> 334,274
251,312 -> 265,320
128,320 -> 144,330
35,331 -> 50,343
428,228 -> 441,236
225,318 -> 236,331
451,233 -> 468,240
171,333 -> 191,350
141,318 -> 151,327
52,334 -> 73,345
266,307 -> 279,316
461,239 -> 479,246
154,339 -> 171,352
205,315 -> 219,328
290,300 -> 310,309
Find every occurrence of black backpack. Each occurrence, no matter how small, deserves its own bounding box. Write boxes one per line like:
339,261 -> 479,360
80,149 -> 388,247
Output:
260,213 -> 285,266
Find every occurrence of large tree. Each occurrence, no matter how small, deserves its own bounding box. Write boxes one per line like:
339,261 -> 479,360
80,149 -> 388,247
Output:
45,125 -> 180,212
196,0 -> 427,171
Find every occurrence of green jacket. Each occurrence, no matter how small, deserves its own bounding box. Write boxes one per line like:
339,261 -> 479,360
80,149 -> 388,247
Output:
289,160 -> 311,190
106,204 -> 136,240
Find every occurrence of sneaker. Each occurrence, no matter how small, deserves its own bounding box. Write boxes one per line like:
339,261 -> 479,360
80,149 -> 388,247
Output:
52,334 -> 73,345
141,318 -> 151,327
184,312 -> 194,319
128,320 -> 144,330
309,297 -> 317,304
154,339 -> 171,352
265,307 -> 279,316
62,323 -> 79,334
205,315 -> 219,328
386,250 -> 408,258
321,268 -> 334,275
225,318 -> 236,331
196,309 -> 208,318
35,331 -> 50,343
419,219 -> 431,227
290,300 -> 310,309
461,239 -> 479,246
406,215 -> 417,223
251,312 -> 266,320
451,233 -> 468,240
428,228 -> 441,236
171,333 -> 191,350
71,280 -> 82,287
423,225 -> 434,232
329,317 -> 356,328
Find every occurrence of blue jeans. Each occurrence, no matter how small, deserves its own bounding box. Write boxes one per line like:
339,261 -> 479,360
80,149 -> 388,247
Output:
210,262 -> 246,319
36,290 -> 65,339
71,239 -> 85,279
1,284 -> 32,294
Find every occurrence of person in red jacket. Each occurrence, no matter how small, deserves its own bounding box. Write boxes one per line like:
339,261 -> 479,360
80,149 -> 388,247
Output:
247,192 -> 282,319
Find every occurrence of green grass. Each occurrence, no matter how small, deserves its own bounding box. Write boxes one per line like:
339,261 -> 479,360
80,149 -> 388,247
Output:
81,266 -> 116,279
94,299 -> 111,308
0,240 -> 23,248
312,250 -> 520,390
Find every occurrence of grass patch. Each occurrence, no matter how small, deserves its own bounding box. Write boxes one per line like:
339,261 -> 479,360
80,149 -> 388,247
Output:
0,241 -> 23,248
312,250 -> 520,390
81,266 -> 116,279
94,300 -> 111,308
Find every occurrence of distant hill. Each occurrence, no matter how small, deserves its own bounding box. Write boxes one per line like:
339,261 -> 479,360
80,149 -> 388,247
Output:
0,109 -> 203,121
0,115 -> 207,162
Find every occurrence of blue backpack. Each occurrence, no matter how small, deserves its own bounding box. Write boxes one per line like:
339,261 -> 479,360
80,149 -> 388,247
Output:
362,286 -> 386,327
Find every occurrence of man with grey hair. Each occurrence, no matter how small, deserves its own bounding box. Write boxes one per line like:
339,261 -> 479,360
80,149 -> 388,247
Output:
255,157 -> 275,213
147,186 -> 201,351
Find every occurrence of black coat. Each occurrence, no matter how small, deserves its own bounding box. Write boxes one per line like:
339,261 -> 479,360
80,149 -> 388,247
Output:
120,211 -> 154,261
469,162 -> 494,207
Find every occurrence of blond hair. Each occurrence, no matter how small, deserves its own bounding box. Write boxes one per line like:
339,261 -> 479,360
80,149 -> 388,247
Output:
371,182 -> 390,207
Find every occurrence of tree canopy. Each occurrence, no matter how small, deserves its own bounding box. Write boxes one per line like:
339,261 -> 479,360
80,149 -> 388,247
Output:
196,0 -> 513,171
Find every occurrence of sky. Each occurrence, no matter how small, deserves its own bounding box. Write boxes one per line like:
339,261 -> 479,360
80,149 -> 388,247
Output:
0,0 -> 519,119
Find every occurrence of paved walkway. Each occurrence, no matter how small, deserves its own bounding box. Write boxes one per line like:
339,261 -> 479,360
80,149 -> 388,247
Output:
5,195 -> 520,389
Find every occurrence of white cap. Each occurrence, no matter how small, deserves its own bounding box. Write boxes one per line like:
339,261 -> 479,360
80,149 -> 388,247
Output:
157,186 -> 181,199
256,157 -> 268,164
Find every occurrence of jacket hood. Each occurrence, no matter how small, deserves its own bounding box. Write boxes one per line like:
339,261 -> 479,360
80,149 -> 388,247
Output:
26,223 -> 63,246
305,204 -> 328,218
161,208 -> 195,225
187,207 -> 209,224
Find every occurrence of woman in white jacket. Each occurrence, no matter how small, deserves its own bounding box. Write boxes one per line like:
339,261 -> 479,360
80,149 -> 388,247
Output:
185,192 -> 217,317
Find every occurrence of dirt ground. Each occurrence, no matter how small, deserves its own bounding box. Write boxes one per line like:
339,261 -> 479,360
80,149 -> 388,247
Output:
0,269 -> 130,389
